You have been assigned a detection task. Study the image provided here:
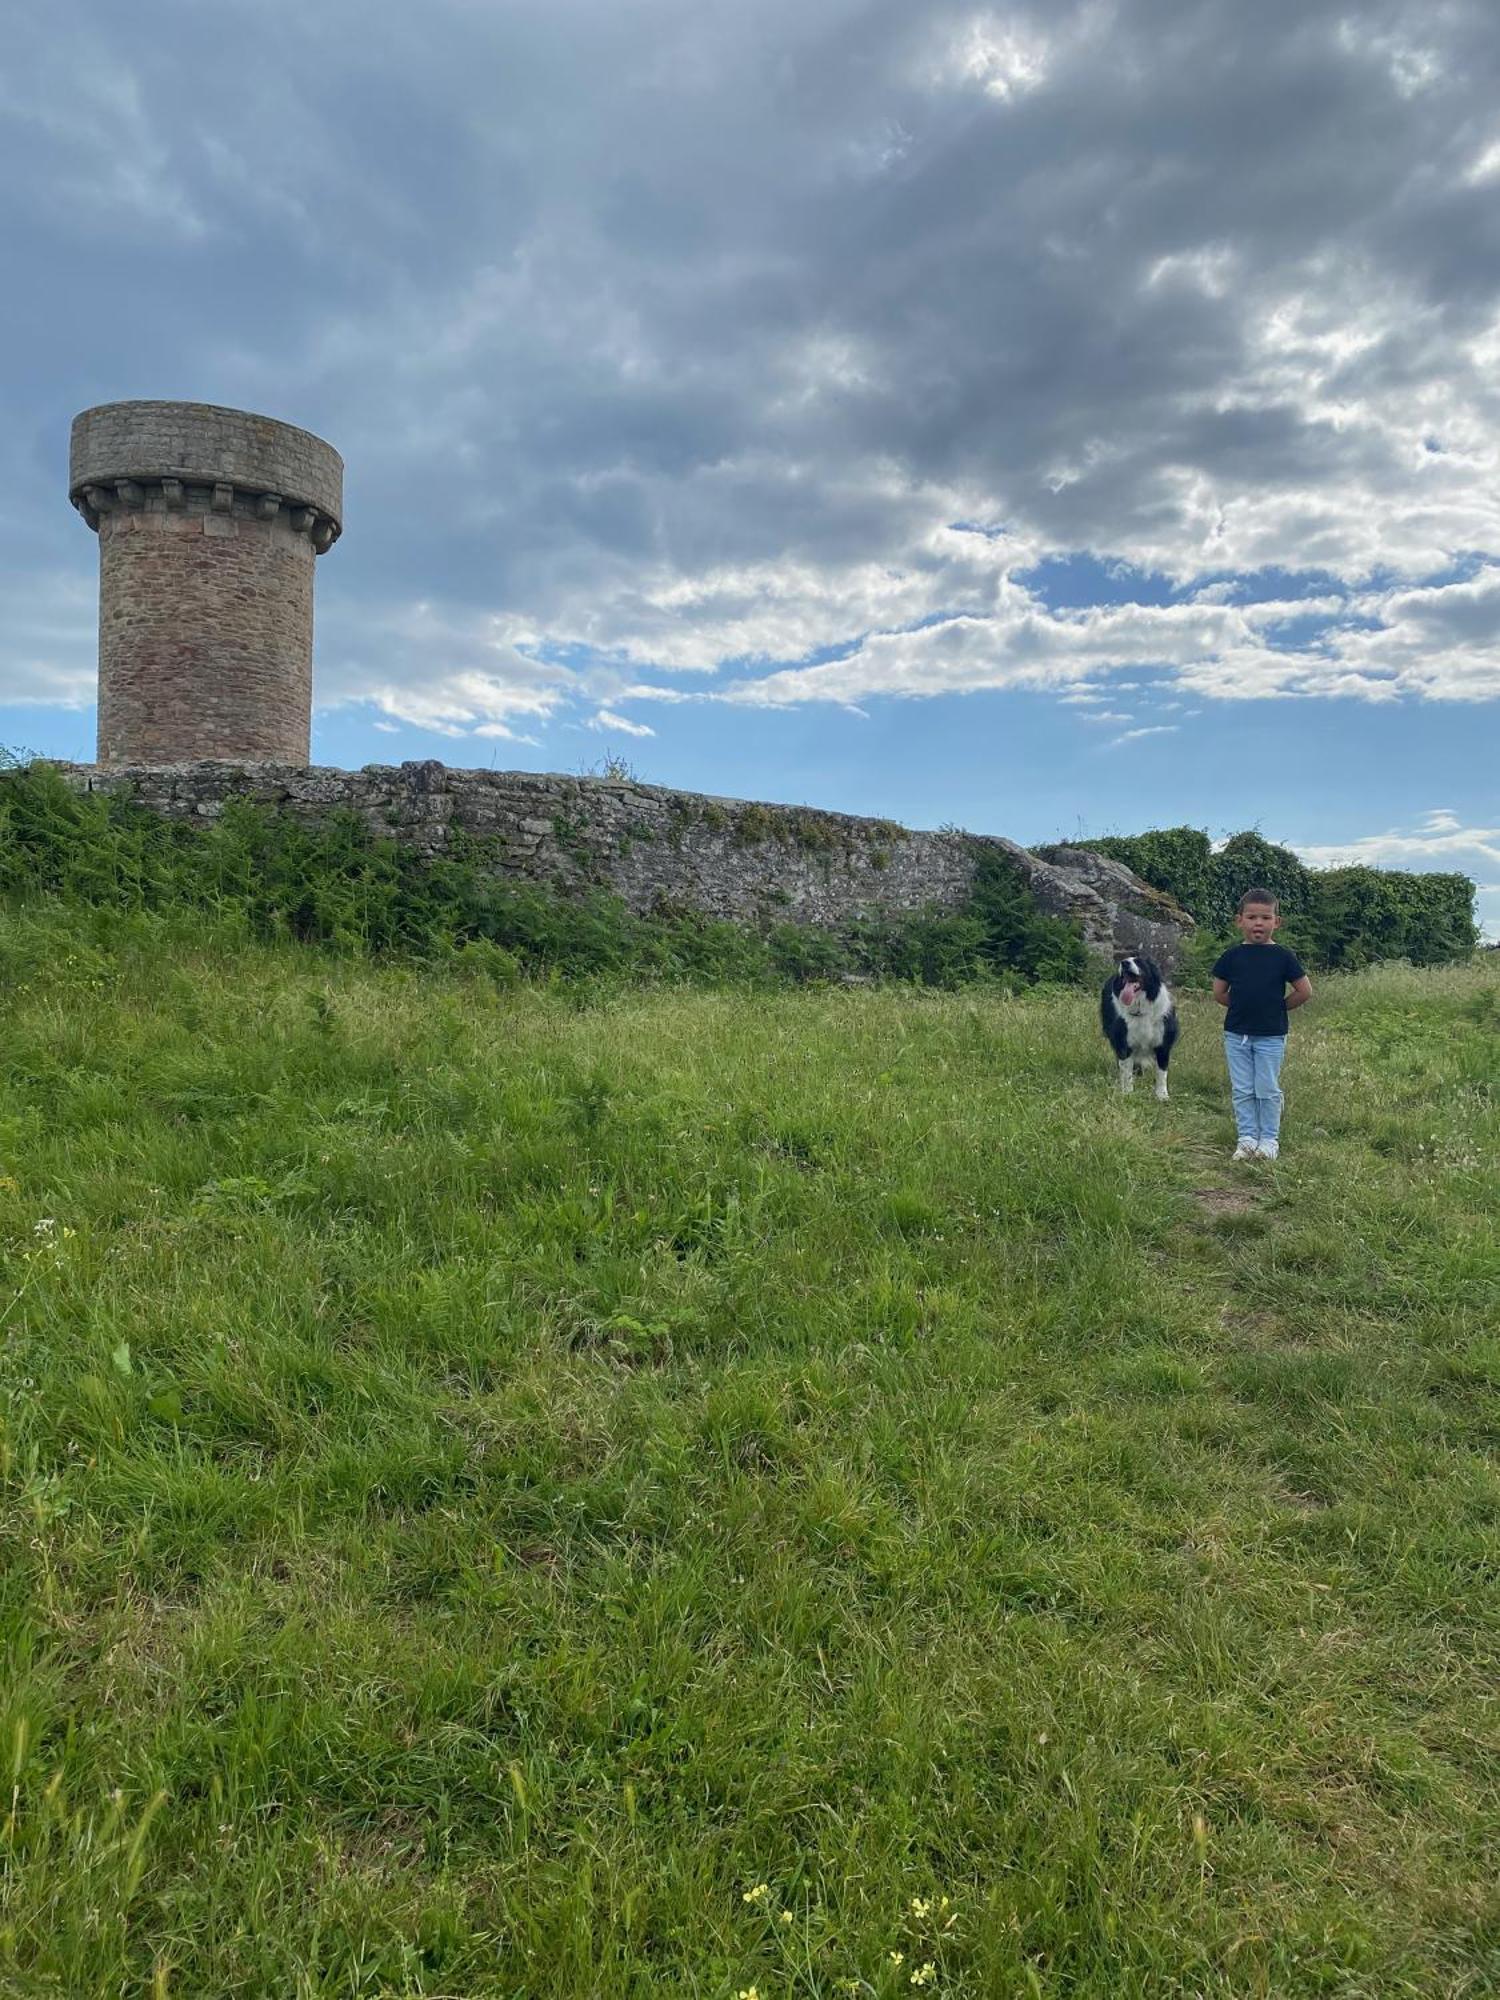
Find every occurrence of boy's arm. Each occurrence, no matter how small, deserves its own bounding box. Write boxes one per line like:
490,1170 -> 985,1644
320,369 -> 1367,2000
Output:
1212,978 -> 1231,1008
1287,976 -> 1313,1010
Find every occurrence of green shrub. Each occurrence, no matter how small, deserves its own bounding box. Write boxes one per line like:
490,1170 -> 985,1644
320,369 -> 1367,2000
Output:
1083,826 -> 1226,927
1077,823 -> 1476,970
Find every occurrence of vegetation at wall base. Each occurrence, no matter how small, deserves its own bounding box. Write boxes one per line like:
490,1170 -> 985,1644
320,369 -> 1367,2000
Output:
1076,825 -> 1477,971
0,761 -> 1082,991
0,909 -> 1495,1996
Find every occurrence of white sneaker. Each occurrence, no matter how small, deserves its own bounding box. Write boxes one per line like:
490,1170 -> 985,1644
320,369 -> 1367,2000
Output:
1257,1139 -> 1279,1161
1232,1139 -> 1258,1161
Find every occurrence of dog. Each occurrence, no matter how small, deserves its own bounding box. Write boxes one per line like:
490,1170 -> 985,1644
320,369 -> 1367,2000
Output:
1100,954 -> 1179,1100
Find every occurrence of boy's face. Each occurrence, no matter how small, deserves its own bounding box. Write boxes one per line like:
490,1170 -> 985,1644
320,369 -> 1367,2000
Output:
1236,902 -> 1279,942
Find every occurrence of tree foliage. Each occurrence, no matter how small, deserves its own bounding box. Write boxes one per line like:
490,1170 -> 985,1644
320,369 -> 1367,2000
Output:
1079,824 -> 1476,969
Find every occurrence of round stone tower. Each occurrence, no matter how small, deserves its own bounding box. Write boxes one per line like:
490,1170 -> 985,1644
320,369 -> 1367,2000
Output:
69,401 -> 343,765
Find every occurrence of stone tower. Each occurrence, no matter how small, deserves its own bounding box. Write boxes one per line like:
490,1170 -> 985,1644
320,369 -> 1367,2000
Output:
69,401 -> 343,765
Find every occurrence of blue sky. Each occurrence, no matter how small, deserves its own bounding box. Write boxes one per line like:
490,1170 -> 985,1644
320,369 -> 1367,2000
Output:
3,0 -> 1499,934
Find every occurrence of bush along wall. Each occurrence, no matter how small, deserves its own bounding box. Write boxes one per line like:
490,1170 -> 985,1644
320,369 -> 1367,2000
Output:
1079,825 -> 1477,971
0,761 -> 1083,990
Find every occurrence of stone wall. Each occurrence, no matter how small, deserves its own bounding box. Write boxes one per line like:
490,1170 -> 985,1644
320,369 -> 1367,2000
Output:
51,758 -> 1194,967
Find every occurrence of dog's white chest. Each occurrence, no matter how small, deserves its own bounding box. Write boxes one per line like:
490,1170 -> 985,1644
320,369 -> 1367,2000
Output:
1121,995 -> 1170,1051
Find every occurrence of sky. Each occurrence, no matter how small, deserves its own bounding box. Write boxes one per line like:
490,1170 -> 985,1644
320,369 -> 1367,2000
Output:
3,0 -> 1498,935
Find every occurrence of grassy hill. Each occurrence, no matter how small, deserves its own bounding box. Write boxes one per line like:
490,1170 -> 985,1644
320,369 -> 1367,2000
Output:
0,908 -> 1496,1997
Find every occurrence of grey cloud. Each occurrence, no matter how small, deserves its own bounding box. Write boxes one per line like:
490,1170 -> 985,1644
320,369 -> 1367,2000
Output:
4,0 -> 1500,731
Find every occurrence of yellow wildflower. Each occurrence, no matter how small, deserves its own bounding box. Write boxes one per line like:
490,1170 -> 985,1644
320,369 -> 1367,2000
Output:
742,1883 -> 771,1906
910,1965 -> 937,1989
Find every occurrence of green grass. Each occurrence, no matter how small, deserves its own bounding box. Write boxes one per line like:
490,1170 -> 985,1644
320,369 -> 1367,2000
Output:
0,910 -> 1496,1997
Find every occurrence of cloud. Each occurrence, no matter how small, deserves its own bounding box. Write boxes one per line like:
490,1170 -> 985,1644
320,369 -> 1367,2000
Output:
697,572 -> 1491,712
1289,814 -> 1500,940
1293,818 -> 1500,871
3,0 -> 1500,745
0,566 -> 97,711
314,598 -> 576,740
589,709 -> 655,737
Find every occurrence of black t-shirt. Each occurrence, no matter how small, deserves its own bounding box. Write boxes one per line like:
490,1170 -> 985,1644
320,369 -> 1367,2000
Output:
1212,943 -> 1306,1036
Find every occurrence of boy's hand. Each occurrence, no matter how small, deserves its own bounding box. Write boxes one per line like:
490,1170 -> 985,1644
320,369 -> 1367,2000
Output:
1211,978 -> 1230,1008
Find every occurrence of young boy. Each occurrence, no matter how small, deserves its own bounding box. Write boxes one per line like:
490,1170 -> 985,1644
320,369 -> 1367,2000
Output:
1211,888 -> 1313,1161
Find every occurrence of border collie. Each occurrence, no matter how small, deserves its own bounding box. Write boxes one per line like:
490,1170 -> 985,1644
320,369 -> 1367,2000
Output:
1100,955 -> 1179,1100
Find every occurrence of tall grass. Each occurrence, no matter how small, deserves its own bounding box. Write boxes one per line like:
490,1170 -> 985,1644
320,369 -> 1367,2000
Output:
0,912 -> 1496,1995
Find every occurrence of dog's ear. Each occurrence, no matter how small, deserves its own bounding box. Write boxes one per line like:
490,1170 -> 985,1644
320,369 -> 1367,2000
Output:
1141,959 -> 1161,999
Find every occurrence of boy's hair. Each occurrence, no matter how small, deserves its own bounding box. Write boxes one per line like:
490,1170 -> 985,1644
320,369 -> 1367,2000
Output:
1237,886 -> 1279,914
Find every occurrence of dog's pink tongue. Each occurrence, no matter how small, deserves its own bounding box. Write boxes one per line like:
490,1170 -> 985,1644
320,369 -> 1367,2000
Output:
1120,980 -> 1141,1005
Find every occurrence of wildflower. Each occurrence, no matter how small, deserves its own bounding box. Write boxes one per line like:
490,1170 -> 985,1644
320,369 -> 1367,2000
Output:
910,1965 -> 937,1989
33,1219 -> 56,1236
737,1988 -> 760,2000
910,1898 -> 931,1919
889,1950 -> 904,1966
779,1910 -> 793,1926
742,1883 -> 771,1907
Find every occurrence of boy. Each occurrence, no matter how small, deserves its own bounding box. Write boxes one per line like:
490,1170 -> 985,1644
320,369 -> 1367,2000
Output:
1211,888 -> 1313,1161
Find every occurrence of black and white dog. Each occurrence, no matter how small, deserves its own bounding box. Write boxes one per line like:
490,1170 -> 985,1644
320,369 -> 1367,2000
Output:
1100,955 -> 1179,1100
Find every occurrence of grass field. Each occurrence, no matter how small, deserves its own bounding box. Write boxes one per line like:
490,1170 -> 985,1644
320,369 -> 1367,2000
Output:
0,910 -> 1496,1997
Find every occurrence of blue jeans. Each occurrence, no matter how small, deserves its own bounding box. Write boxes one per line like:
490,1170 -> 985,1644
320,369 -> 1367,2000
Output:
1224,1033 -> 1286,1144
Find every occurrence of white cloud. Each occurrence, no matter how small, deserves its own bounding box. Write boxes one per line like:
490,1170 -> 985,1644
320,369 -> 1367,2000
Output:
1338,19 -> 1444,99
696,568 -> 1499,712
316,599 -> 576,739
589,709 -> 655,737
1294,821 -> 1500,870
0,568 -> 97,710
931,16 -> 1051,100
1289,816 -> 1500,939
